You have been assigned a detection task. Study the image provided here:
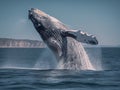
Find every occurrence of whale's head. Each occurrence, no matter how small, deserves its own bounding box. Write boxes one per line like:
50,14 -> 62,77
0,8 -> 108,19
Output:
29,8 -> 67,40
29,8 -> 50,39
29,8 -> 66,58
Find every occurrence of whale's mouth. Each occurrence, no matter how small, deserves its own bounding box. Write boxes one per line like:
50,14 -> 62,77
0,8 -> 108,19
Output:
28,8 -> 46,33
28,8 -> 36,18
28,9 -> 38,24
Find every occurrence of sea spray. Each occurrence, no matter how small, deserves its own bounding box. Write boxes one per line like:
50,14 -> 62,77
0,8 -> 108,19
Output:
57,37 -> 95,70
34,48 -> 57,69
85,47 -> 102,70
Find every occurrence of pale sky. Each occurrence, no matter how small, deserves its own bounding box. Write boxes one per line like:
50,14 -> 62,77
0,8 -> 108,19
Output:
0,0 -> 120,45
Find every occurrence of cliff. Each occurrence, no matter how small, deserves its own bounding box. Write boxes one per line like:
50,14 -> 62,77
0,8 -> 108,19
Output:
0,38 -> 46,48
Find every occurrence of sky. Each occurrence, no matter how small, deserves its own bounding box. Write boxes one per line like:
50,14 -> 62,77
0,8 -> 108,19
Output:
0,0 -> 120,45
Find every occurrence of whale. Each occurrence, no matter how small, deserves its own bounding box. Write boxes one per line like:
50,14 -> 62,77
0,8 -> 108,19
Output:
29,8 -> 98,70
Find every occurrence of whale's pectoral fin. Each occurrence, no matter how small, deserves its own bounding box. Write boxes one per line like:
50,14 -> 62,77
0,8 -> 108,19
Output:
63,30 -> 98,45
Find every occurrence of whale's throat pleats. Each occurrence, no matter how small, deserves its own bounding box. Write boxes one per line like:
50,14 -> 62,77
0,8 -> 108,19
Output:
48,37 -> 62,58
45,30 -> 64,59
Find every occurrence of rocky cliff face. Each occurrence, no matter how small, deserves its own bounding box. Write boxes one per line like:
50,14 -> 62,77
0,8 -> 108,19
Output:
0,38 -> 46,48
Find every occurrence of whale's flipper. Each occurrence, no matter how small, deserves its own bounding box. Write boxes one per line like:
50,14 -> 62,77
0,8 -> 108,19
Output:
63,30 -> 98,45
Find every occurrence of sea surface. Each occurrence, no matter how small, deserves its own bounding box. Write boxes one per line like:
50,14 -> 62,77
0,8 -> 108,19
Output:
0,47 -> 120,90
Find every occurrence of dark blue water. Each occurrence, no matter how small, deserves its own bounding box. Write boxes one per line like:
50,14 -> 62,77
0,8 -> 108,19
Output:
0,47 -> 120,90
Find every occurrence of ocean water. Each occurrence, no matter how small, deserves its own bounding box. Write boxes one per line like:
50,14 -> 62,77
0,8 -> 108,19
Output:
0,47 -> 120,90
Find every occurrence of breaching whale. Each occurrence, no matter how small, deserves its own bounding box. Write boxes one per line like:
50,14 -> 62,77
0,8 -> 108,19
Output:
29,8 -> 98,70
